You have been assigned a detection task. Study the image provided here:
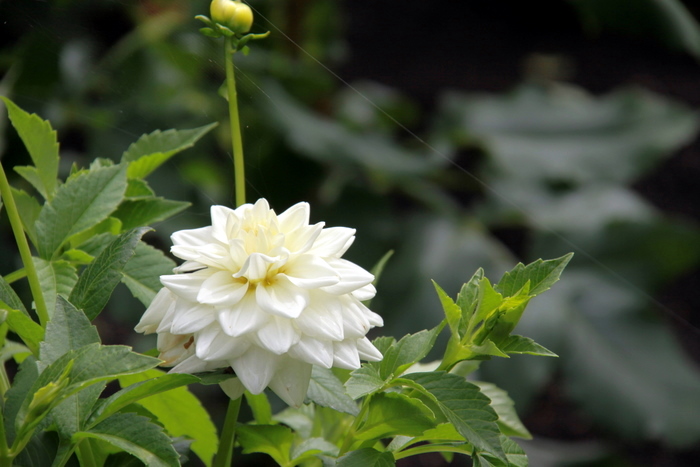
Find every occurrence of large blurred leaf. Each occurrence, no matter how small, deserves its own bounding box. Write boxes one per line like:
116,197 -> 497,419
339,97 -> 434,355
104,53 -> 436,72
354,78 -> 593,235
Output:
571,0 -> 700,59
436,84 -> 698,186
262,82 -> 442,178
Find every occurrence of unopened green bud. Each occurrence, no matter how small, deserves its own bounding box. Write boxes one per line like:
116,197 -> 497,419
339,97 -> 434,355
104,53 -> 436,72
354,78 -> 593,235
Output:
210,0 -> 253,34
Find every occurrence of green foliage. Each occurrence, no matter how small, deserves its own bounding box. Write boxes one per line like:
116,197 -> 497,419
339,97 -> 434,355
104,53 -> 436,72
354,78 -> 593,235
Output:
117,369 -> 218,467
0,96 -> 59,200
121,123 -> 218,179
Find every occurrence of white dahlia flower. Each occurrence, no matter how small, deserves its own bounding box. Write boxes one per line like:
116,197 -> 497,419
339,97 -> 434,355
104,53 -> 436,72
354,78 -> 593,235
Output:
135,199 -> 383,406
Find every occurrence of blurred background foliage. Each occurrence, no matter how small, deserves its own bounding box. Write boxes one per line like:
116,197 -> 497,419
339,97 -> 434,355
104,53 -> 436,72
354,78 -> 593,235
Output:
2,0 -> 700,465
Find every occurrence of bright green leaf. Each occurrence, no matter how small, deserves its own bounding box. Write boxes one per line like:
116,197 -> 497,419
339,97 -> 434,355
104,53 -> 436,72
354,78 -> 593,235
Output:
496,254 -> 573,298
5,308 -> 44,355
456,268 -> 485,333
35,164 -> 128,259
291,437 -> 339,464
498,335 -> 557,357
0,275 -> 28,314
122,123 -> 218,179
72,412 -> 180,467
380,325 -> 443,379
245,391 -> 273,425
125,179 -> 155,198
2,356 -> 39,445
433,280 -> 462,337
1,96 -> 59,200
69,227 -> 150,320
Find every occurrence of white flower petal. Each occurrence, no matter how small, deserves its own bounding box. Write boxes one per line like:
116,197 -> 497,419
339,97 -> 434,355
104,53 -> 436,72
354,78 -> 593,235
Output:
234,252 -> 277,281
161,271 -> 212,302
197,271 -> 249,306
196,324 -> 251,361
256,275 -> 309,319
268,358 -> 312,407
283,255 -> 339,289
135,288 -> 174,334
284,223 -> 324,254
230,346 -> 279,394
218,293 -> 269,337
277,202 -> 310,232
308,227 -> 356,258
257,316 -> 300,355
157,333 -> 194,366
289,336 -> 334,368
339,298 -> 371,339
219,377 -> 245,400
296,294 -> 344,341
170,301 -> 216,335
356,337 -> 383,362
171,226 -> 215,247
173,260 -> 207,273
332,340 -> 361,370
351,283 -> 376,302
210,205 -> 238,243
169,354 -> 223,373
321,258 -> 374,295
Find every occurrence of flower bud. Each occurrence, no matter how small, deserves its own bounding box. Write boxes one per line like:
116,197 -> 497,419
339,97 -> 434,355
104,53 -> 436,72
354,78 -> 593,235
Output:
210,0 -> 253,34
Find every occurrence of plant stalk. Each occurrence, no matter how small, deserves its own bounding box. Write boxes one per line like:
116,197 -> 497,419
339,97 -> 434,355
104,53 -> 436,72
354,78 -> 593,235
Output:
224,36 -> 246,208
214,396 -> 242,467
0,163 -> 49,327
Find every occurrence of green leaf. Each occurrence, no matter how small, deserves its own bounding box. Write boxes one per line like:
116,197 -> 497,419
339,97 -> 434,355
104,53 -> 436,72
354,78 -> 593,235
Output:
380,325 -> 443,379
457,269 -> 485,333
2,356 -> 39,445
121,123 -> 218,179
399,372 -> 504,461
69,227 -> 150,320
117,369 -> 218,467
121,242 -> 176,306
336,448 -> 395,467
433,281 -> 462,337
39,296 -> 100,370
471,278 -> 503,330
498,335 -> 557,357
479,436 -> 528,467
11,187 -> 41,245
236,424 -> 293,467
88,373 -> 199,427
72,412 -> 180,467
111,198 -> 190,231
345,364 -> 385,400
291,437 -> 339,463
1,96 -> 59,200
496,254 -> 573,298
33,258 -> 78,319
35,164 -> 128,259
307,366 -> 360,416
5,308 -> 44,355
355,393 -> 435,441
473,382 -> 531,439
67,217 -> 122,250
0,274 -> 28,314
0,340 -> 32,363
125,179 -> 155,198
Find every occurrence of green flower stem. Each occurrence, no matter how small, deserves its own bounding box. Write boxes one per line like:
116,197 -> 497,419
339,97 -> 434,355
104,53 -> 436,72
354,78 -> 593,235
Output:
224,36 -> 246,208
338,394 -> 373,456
76,440 -> 98,467
0,163 -> 49,327
214,396 -> 242,467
